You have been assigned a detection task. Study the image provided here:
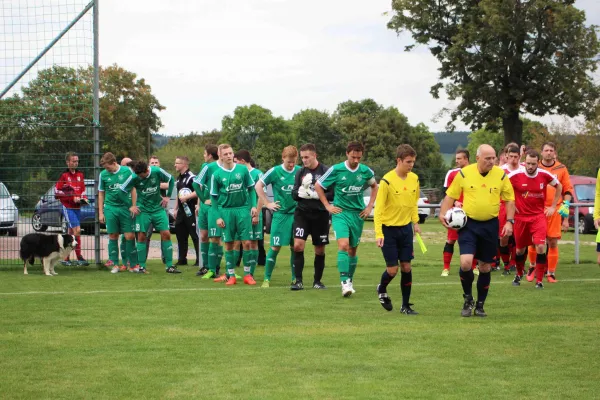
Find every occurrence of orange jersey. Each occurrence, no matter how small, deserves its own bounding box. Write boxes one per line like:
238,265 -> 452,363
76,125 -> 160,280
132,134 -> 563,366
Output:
538,160 -> 573,207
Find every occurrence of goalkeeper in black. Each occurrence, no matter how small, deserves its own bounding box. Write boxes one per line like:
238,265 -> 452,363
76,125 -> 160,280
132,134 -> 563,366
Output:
290,143 -> 334,290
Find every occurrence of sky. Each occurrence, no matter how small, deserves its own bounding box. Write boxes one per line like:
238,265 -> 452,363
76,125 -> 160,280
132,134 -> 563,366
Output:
3,0 -> 599,135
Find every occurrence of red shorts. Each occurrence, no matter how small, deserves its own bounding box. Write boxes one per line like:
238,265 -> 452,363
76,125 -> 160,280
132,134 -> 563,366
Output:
447,227 -> 459,241
498,203 -> 507,237
514,214 -> 547,249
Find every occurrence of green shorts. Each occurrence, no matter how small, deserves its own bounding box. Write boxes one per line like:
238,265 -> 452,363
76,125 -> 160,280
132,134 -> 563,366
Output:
221,207 -> 253,243
332,211 -> 364,248
270,212 -> 294,247
134,209 -> 169,233
208,205 -> 223,238
198,202 -> 210,231
104,206 -> 134,234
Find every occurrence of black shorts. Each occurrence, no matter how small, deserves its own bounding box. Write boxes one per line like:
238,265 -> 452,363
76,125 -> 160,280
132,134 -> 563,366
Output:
596,242 -> 600,253
293,209 -> 330,246
458,217 -> 499,263
381,224 -> 414,266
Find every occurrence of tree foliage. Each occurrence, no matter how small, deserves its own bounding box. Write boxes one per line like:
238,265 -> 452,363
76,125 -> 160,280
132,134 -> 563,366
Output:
387,0 -> 600,145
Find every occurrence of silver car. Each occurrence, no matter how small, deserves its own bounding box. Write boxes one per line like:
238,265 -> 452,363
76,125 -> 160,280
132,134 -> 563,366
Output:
0,182 -> 19,236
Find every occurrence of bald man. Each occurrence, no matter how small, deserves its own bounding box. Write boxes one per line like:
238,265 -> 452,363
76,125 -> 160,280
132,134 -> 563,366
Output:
440,144 -> 516,317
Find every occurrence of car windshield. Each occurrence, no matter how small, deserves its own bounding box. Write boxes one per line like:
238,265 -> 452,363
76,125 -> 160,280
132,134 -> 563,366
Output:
575,184 -> 596,202
0,184 -> 9,198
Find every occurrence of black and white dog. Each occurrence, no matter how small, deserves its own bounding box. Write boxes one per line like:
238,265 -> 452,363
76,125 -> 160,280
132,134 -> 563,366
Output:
20,233 -> 77,276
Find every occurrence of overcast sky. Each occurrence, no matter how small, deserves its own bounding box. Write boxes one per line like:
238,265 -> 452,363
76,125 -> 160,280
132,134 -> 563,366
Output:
5,0 -> 600,135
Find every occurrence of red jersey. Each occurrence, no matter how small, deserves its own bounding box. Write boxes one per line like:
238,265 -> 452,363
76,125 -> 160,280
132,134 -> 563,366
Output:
444,168 -> 464,203
508,169 -> 558,217
55,169 -> 87,209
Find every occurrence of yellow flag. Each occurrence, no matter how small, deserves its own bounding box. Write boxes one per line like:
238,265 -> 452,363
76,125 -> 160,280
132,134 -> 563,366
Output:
415,233 -> 427,254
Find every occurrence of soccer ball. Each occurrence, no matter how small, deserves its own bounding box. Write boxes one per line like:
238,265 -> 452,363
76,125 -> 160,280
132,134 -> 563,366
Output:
178,188 -> 192,198
445,207 -> 467,230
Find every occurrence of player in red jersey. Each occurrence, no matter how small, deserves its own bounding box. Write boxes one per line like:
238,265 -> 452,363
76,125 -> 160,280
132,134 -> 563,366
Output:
441,149 -> 470,277
508,150 -> 562,288
497,144 -> 523,274
55,152 -> 89,266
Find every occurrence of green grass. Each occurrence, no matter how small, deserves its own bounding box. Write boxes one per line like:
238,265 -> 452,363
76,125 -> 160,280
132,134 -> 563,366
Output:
1,222 -> 599,399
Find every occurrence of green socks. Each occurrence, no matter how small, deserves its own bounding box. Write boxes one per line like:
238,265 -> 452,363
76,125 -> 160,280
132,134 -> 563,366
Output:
208,242 -> 218,273
243,250 -> 252,276
161,240 -> 173,268
126,239 -> 138,267
249,249 -> 258,276
119,235 -> 126,265
349,256 -> 358,280
200,242 -> 209,268
337,250 -> 349,282
290,249 -> 296,282
225,250 -> 235,277
108,239 -> 119,265
136,242 -> 147,268
264,248 -> 279,280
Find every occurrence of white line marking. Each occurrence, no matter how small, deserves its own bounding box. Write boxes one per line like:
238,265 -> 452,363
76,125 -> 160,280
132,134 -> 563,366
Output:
0,278 -> 599,296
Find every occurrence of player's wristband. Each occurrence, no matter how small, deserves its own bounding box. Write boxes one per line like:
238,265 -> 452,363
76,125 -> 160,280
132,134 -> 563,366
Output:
507,219 -> 514,224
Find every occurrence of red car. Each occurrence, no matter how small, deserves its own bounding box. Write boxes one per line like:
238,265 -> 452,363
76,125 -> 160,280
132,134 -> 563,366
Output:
567,175 -> 597,234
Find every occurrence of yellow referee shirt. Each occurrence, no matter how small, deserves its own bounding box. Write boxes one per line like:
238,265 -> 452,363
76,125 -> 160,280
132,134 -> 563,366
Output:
446,164 -> 514,221
374,170 -> 420,239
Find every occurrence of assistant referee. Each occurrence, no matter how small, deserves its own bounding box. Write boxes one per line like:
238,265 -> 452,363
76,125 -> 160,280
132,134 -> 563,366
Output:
439,144 -> 515,318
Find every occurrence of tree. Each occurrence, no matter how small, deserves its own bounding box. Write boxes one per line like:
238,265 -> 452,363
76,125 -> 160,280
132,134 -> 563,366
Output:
332,99 -> 445,185
221,105 -> 293,169
289,109 -> 344,165
154,130 -> 222,175
387,0 -> 600,146
0,64 -> 165,159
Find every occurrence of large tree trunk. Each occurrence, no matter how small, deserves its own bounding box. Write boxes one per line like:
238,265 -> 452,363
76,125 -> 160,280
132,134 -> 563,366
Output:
502,108 -> 523,146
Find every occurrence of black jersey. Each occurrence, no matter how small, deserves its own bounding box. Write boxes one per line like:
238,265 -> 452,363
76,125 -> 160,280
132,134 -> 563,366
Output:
292,163 -> 333,213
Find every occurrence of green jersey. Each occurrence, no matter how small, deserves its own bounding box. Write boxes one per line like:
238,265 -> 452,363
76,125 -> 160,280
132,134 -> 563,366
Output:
193,161 -> 220,203
98,165 -> 133,208
210,163 -> 256,209
121,166 -> 174,213
317,162 -> 375,212
260,164 -> 300,214
247,168 -> 263,207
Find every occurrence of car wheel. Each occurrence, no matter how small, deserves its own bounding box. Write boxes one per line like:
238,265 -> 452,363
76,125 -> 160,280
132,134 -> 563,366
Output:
31,213 -> 47,232
579,215 -> 591,234
8,227 -> 17,237
84,224 -> 95,235
419,214 -> 427,224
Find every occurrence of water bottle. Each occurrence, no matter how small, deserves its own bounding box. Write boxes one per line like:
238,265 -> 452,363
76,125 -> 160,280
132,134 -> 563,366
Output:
182,202 -> 192,217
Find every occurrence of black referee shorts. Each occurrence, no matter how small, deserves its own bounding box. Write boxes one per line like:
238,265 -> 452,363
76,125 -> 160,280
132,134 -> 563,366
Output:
458,217 -> 499,263
293,209 -> 330,246
381,224 -> 414,266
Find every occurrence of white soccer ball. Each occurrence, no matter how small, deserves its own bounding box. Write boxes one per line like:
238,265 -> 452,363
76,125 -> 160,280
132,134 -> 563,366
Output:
445,207 -> 467,230
178,188 -> 192,198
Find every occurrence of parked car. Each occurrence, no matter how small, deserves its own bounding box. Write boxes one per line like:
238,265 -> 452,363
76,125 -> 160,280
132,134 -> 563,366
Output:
567,175 -> 597,234
0,182 -> 19,236
31,179 -> 98,234
363,188 -> 430,223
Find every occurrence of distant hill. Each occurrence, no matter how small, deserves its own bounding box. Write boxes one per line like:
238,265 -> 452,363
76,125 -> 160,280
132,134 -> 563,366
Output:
434,131 -> 470,153
152,133 -> 171,149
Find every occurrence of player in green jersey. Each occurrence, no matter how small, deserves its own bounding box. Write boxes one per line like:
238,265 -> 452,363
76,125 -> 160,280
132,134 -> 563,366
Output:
98,152 -> 139,273
210,144 -> 257,286
192,144 -> 220,277
255,146 -> 300,287
121,160 -> 176,274
235,149 -> 263,279
193,145 -> 224,279
316,142 -> 378,297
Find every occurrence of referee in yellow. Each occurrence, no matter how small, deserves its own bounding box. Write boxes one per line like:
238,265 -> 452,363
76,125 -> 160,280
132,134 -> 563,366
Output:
375,144 -> 421,315
439,144 -> 515,317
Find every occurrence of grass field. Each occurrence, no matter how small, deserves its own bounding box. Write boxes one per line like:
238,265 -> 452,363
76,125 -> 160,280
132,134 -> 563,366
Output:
1,221 -> 599,399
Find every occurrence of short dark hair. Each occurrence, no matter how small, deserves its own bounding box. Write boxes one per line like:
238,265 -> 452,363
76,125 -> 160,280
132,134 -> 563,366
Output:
506,145 -> 520,154
234,149 -> 252,163
396,144 -> 416,160
65,151 -> 78,162
542,141 -> 556,151
149,155 -> 159,161
133,160 -> 148,175
205,144 -> 219,160
250,159 -> 256,168
346,141 -> 364,153
299,143 -> 317,153
526,149 -> 540,160
456,149 -> 470,159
